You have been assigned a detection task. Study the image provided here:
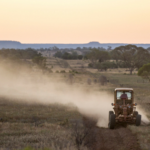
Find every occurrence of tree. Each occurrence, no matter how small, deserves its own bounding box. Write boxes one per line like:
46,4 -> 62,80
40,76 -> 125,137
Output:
78,55 -> 83,60
107,46 -> 112,51
138,63 -> 150,82
111,45 -> 150,74
0,48 -> 39,60
54,51 -> 83,60
76,47 -> 82,50
97,50 -> 109,63
54,51 -> 63,58
72,51 -> 78,59
53,46 -> 59,51
32,55 -> 46,70
62,52 -> 72,59
147,47 -> 150,51
97,62 -> 108,71
96,61 -> 117,71
86,48 -> 109,67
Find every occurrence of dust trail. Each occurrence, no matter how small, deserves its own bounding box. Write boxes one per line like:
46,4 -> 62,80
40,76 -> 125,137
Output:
136,107 -> 150,124
0,60 -> 113,127
0,60 -> 149,127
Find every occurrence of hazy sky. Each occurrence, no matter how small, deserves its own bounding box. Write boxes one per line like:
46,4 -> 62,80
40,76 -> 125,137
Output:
0,0 -> 150,43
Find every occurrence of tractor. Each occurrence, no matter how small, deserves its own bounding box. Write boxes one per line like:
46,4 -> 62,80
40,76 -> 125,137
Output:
109,88 -> 141,129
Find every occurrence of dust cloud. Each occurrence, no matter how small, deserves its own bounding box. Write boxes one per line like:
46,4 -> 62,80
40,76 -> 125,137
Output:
136,107 -> 150,124
0,60 -> 113,127
0,60 -> 149,127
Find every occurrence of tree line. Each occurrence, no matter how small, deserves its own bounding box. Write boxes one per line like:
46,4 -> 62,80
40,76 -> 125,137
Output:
54,51 -> 83,60
0,48 -> 46,70
1,45 -> 150,76
86,45 -> 150,75
0,48 -> 39,60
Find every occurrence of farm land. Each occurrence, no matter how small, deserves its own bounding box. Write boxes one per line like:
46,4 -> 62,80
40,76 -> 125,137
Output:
0,56 -> 150,150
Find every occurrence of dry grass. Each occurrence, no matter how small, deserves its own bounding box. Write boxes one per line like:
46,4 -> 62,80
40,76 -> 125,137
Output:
0,99 -> 85,150
0,57 -> 150,149
0,121 -> 87,150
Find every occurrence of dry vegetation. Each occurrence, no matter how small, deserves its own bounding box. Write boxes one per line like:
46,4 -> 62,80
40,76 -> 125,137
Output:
0,57 -> 150,150
0,100 -> 87,150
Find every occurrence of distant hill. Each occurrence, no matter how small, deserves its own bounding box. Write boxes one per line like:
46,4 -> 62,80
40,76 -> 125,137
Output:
0,41 -> 150,49
0,41 -> 22,49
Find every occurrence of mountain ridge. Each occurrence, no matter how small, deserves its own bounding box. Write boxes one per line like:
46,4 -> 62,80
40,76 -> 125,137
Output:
0,41 -> 150,49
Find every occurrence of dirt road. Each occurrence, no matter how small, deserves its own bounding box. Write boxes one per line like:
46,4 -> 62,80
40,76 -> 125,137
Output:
83,118 -> 141,150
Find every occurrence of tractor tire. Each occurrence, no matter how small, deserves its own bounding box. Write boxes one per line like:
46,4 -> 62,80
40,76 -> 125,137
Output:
136,114 -> 141,126
133,111 -> 138,117
109,114 -> 116,129
109,111 -> 114,121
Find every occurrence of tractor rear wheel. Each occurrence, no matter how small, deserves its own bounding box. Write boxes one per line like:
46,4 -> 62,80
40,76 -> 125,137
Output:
109,111 -> 114,121
109,114 -> 116,129
136,114 -> 141,126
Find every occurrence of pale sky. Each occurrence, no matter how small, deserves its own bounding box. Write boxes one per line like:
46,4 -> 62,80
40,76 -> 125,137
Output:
0,0 -> 150,43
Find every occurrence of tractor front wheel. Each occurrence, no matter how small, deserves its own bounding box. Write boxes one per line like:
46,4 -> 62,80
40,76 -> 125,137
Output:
109,114 -> 116,129
136,114 -> 141,126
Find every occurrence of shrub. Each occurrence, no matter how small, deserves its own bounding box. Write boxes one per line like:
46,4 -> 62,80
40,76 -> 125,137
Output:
69,70 -> 79,74
60,70 -> 66,73
88,63 -> 93,68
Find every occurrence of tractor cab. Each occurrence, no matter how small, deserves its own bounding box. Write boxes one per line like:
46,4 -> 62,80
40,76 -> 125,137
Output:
114,88 -> 133,105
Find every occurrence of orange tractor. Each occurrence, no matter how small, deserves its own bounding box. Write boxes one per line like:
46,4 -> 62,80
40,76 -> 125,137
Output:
109,88 -> 141,129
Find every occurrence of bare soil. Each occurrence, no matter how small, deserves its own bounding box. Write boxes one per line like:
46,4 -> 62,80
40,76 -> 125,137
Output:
84,118 -> 141,150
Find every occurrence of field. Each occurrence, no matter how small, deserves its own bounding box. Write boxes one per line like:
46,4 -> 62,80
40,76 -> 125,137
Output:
0,57 -> 150,150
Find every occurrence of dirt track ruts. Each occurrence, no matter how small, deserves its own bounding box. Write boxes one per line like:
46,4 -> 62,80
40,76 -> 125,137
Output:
84,118 -> 141,150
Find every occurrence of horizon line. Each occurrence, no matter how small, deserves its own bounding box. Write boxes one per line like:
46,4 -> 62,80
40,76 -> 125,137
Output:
0,40 -> 150,45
